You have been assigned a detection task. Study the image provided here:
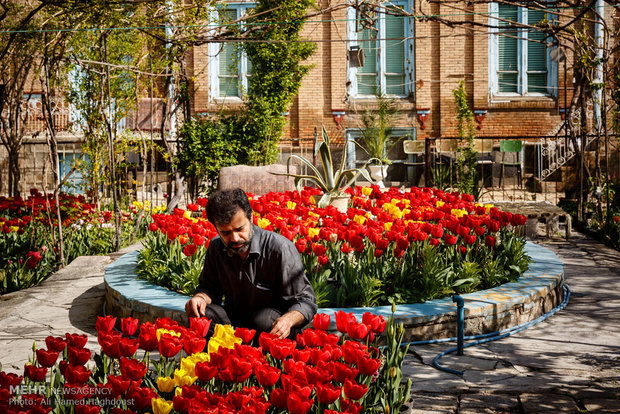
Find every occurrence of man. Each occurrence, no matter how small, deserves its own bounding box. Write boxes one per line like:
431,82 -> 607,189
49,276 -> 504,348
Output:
185,188 -> 317,339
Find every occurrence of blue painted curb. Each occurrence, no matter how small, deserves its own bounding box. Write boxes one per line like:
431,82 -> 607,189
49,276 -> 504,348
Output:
105,242 -> 564,331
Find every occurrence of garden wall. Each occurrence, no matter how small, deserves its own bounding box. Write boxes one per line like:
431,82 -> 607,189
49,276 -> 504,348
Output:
104,242 -> 564,341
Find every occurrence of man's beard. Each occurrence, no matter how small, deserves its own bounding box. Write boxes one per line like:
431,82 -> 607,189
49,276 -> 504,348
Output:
225,227 -> 252,255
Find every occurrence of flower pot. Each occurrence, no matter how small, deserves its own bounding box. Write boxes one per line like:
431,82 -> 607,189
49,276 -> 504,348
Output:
328,194 -> 350,213
368,165 -> 389,187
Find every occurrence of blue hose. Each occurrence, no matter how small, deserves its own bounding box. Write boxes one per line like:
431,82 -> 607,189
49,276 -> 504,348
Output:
404,283 -> 571,376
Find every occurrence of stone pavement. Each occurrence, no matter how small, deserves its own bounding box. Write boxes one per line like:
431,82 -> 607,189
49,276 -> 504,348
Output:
402,232 -> 620,413
1,235 -> 619,413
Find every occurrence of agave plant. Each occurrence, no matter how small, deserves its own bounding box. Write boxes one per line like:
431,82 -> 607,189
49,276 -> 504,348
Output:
274,126 -> 378,208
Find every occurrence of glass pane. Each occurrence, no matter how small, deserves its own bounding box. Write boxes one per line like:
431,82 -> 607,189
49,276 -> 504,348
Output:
498,72 -> 518,93
357,74 -> 376,95
358,28 -> 377,75
385,13 -> 404,74
498,4 -> 519,92
527,73 -> 546,93
386,74 -> 404,95
219,76 -> 238,97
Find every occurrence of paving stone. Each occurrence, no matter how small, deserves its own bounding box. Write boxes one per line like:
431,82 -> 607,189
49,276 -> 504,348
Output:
520,393 -> 579,412
582,398 -> 620,412
460,393 -> 519,410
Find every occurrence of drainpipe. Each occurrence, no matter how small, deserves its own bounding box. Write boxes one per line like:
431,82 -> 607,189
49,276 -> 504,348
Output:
593,0 -> 604,132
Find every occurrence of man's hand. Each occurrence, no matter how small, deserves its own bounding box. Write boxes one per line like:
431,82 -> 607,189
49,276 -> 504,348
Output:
185,293 -> 211,318
270,310 -> 305,339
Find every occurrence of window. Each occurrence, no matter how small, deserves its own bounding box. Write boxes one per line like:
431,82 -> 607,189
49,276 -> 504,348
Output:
209,4 -> 254,99
58,152 -> 90,194
489,2 -> 557,97
347,1 -> 414,98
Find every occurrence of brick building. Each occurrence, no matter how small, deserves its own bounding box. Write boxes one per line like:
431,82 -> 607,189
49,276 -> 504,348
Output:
4,1 -> 618,195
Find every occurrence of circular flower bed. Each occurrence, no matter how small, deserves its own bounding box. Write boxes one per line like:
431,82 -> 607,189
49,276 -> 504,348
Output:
137,186 -> 529,308
1,311 -> 411,413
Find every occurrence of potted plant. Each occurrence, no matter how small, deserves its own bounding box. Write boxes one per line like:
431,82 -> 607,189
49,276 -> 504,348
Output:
355,94 -> 403,184
273,126 -> 377,211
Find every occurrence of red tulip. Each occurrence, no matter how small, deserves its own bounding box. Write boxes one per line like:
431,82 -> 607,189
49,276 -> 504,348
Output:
444,234 -> 458,245
183,336 -> 206,355
183,243 -> 197,257
125,385 -> 157,410
148,223 -> 158,232
464,234 -> 476,245
343,378 -> 368,401
316,382 -> 341,405
291,348 -> 311,363
100,333 -> 122,359
75,404 -> 101,414
64,364 -> 91,385
138,331 -> 158,352
45,336 -> 67,352
158,335 -> 183,358
234,327 -> 256,344
107,374 -> 131,398
335,311 -> 355,333
268,338 -> 296,360
68,346 -> 91,366
347,320 -> 369,341
121,317 -> 139,337
195,361 -> 217,382
311,313 -> 330,333
362,312 -> 386,334
269,388 -> 288,409
119,357 -> 147,381
330,361 -> 359,383
0,371 -> 23,389
24,364 -> 47,382
36,349 -> 60,367
95,315 -> 116,333
254,363 -> 280,387
304,365 -> 331,385
287,392 -> 314,414
357,355 -> 382,376
485,235 -> 496,247
65,333 -> 89,348
189,317 -> 211,337
119,337 -> 139,358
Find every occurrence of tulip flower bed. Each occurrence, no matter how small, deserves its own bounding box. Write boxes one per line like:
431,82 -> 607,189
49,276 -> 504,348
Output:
0,189 -> 155,294
137,186 -> 529,307
0,311 -> 412,414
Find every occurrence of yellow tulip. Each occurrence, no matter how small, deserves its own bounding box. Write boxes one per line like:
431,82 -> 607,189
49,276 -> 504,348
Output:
156,328 -> 181,341
384,222 -> 393,231
451,209 -> 467,218
157,376 -> 176,393
152,398 -> 173,414
173,368 -> 197,387
436,200 -> 445,208
485,204 -> 494,213
286,201 -> 297,210
361,187 -> 372,196
308,211 -> 320,218
308,227 -> 320,239
257,217 -> 271,229
183,210 -> 191,219
353,215 -> 366,225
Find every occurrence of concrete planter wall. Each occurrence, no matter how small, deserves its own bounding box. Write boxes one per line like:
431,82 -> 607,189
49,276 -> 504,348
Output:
105,242 -> 564,340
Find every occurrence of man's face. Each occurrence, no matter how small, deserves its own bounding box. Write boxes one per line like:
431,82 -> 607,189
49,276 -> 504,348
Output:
214,208 -> 252,255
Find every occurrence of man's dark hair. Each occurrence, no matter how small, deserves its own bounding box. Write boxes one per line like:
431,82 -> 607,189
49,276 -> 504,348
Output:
206,188 -> 253,225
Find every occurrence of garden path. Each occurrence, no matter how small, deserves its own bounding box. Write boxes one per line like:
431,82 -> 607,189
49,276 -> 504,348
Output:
0,234 -> 618,413
403,231 -> 620,413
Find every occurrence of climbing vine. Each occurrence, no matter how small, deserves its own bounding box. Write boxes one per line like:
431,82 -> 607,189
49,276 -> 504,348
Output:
177,0 -> 316,196
453,80 -> 479,198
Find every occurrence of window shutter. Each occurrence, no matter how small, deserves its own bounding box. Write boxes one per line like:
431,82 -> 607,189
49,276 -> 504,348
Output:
218,9 -> 239,97
497,5 -> 518,93
357,27 -> 377,96
385,12 -> 405,95
527,9 -> 547,93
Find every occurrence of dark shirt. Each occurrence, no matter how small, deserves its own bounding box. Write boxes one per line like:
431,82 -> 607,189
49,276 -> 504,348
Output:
195,224 -> 317,323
